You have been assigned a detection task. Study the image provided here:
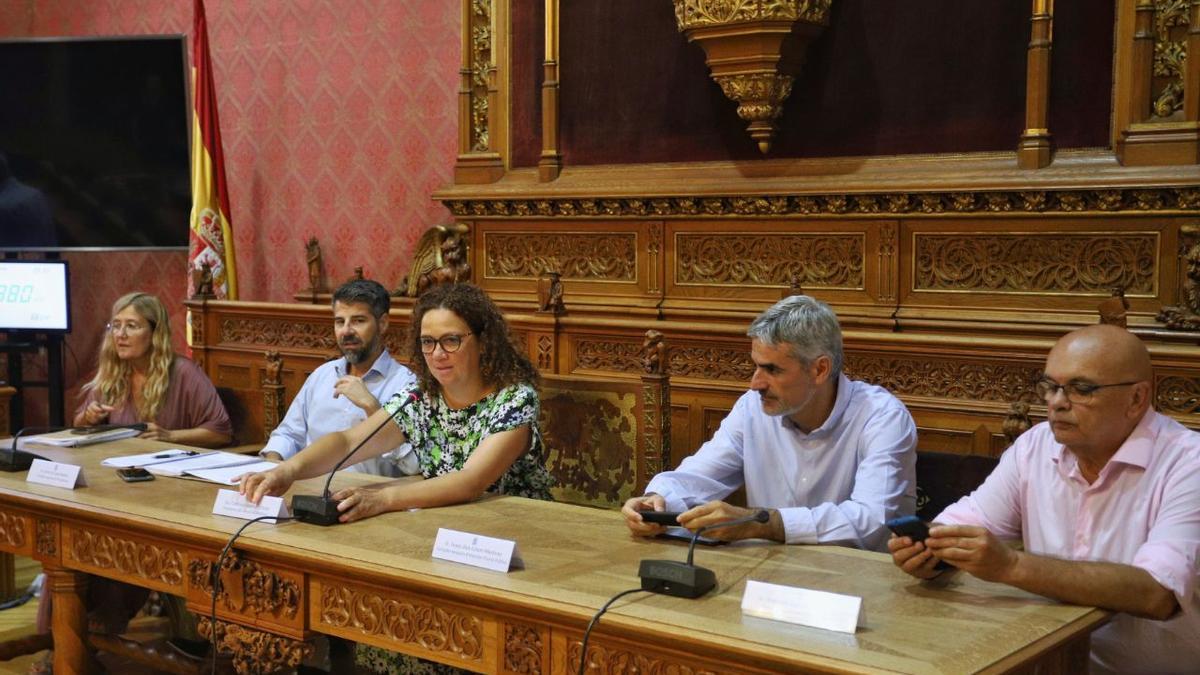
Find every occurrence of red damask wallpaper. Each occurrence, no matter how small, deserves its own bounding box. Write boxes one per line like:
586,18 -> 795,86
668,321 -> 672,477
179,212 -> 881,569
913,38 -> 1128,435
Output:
0,0 -> 459,423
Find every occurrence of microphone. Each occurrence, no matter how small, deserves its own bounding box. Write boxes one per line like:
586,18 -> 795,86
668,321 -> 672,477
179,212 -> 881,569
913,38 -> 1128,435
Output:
291,391 -> 419,526
1,426 -> 62,472
638,509 -> 771,598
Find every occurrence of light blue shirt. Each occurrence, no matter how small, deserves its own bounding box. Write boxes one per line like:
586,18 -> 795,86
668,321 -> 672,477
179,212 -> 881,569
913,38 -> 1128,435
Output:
261,349 -> 418,476
644,373 -> 917,551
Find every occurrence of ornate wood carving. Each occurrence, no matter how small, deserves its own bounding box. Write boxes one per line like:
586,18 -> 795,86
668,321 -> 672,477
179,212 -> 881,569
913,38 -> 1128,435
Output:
914,233 -> 1158,294
1151,0 -> 1190,119
0,512 -> 26,549
448,187 -> 1200,218
504,622 -> 544,674
878,222 -> 898,302
568,639 -> 733,675
671,0 -> 833,152
220,318 -> 336,350
574,339 -> 646,374
485,232 -> 637,280
675,233 -> 864,288
1157,223 -> 1200,329
188,556 -> 301,619
36,519 -> 56,557
198,616 -> 312,675
648,222 -> 663,293
541,383 -> 638,507
536,334 -> 555,370
68,530 -> 183,588
1157,375 -> 1200,414
845,355 -> 1043,404
467,0 -> 493,153
669,345 -> 755,382
318,584 -> 484,661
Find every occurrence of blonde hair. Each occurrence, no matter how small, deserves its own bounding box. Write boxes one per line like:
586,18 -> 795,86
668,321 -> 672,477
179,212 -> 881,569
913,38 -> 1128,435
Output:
82,292 -> 175,421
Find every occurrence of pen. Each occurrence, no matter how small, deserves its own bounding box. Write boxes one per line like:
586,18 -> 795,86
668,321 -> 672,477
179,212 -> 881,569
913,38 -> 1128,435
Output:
153,450 -> 199,459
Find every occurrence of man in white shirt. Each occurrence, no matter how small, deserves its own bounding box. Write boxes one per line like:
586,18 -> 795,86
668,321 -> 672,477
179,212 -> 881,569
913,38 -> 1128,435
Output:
261,279 -> 417,476
622,295 -> 917,551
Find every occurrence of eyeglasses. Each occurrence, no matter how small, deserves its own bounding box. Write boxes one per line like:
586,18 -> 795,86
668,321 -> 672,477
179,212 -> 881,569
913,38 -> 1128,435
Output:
419,332 -> 473,354
1035,377 -> 1142,404
107,321 -> 149,336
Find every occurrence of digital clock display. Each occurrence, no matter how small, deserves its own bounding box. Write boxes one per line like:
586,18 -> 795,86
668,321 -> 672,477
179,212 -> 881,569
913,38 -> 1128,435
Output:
0,261 -> 70,332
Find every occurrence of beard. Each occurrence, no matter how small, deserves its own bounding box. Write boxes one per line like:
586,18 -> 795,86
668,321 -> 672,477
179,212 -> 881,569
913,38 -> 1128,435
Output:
341,333 -> 379,365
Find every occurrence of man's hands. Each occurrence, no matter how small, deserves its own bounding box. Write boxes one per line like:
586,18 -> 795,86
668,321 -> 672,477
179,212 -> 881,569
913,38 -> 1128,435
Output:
622,495 -> 783,542
889,523 -> 1019,582
333,376 -> 379,414
236,464 -> 298,505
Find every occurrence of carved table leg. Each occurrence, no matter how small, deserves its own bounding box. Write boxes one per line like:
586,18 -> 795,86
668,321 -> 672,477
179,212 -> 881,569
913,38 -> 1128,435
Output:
45,564 -> 96,675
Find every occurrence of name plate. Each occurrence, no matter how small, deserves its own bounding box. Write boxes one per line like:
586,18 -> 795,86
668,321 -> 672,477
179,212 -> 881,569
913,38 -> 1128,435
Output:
432,528 -> 524,573
27,459 -> 86,489
741,579 -> 863,634
212,489 -> 290,521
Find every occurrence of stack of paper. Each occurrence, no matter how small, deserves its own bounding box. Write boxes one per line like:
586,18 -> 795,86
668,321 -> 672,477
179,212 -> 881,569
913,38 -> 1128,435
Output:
102,450 -> 275,486
22,427 -> 142,448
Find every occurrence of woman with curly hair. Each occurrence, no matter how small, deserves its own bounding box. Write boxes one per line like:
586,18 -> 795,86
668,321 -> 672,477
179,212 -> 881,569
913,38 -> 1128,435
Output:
239,281 -> 553,518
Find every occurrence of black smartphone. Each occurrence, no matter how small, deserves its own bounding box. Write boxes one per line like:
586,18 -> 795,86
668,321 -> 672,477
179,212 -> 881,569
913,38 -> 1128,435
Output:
117,467 -> 154,482
638,510 -> 682,526
886,515 -> 932,542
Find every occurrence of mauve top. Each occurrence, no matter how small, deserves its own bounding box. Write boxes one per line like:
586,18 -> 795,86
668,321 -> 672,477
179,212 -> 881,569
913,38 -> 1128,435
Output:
76,356 -> 232,437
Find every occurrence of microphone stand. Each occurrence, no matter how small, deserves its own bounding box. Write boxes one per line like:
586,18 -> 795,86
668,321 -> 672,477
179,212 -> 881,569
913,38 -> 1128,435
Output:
1,426 -> 64,472
638,509 -> 771,598
291,392 -> 419,525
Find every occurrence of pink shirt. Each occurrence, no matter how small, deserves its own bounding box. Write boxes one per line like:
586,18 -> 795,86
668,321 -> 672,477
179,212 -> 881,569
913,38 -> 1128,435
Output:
77,356 -> 232,438
938,410 -> 1200,675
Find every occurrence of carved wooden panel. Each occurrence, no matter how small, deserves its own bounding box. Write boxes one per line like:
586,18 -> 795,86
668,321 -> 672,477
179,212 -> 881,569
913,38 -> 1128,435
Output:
1157,374 -> 1200,416
1149,0 -> 1189,120
484,232 -> 637,281
315,580 -> 485,666
220,318 -> 336,350
573,338 -> 643,375
540,383 -> 638,508
64,527 -> 184,591
670,345 -> 754,382
36,519 -> 57,557
198,616 -> 312,675
844,354 -> 1042,404
0,511 -> 28,551
565,638 -> 740,675
188,556 -> 302,622
913,233 -> 1158,295
675,232 -> 864,288
503,621 -> 546,675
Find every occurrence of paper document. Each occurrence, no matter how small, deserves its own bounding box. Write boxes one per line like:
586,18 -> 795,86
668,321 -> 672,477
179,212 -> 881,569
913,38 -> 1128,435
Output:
186,460 -> 276,486
21,427 -> 141,448
102,449 -> 208,468
145,451 -> 261,478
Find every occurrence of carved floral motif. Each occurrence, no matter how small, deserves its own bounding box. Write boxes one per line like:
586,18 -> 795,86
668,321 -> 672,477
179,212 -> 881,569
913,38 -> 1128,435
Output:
642,378 -> 671,480
36,520 -> 56,557
574,340 -> 645,374
445,188 -> 1199,218
485,233 -> 636,281
568,640 -> 731,675
220,319 -> 336,350
676,233 -> 863,288
0,512 -> 26,549
1156,375 -> 1200,415
914,234 -> 1157,294
469,0 -> 492,151
673,0 -> 832,26
669,346 -> 755,382
198,617 -> 311,675
188,557 -> 300,619
68,530 -> 183,588
503,623 -> 543,674
845,356 -> 1043,404
319,585 -> 483,661
1152,0 -> 1190,118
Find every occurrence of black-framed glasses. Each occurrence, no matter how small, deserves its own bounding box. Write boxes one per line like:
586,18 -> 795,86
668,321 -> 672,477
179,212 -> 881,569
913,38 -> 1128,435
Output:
419,332 -> 473,354
1035,377 -> 1142,404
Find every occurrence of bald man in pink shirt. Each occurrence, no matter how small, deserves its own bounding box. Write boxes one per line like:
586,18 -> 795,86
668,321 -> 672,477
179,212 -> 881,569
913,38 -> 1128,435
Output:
890,325 -> 1199,674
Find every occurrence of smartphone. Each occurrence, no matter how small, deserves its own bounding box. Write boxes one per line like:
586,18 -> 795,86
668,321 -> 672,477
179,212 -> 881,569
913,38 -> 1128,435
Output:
638,510 -> 682,526
117,467 -> 155,482
886,516 -> 950,570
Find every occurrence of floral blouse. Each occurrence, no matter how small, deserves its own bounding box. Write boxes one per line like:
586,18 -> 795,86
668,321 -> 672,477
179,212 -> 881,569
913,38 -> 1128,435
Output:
383,381 -> 553,501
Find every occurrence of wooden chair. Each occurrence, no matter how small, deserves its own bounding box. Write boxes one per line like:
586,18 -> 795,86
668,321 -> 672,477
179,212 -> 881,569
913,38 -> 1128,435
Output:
216,350 -> 287,454
914,451 -> 1000,522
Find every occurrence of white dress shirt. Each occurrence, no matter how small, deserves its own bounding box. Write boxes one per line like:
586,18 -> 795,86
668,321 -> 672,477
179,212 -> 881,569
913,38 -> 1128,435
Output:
261,349 -> 418,476
645,373 -> 917,551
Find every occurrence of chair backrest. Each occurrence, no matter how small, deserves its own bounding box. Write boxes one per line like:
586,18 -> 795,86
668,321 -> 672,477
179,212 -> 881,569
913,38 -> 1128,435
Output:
216,386 -> 267,448
539,373 -> 670,509
915,451 -> 999,521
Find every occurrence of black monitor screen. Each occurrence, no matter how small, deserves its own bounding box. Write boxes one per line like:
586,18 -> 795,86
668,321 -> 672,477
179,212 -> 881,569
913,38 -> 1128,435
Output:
0,36 -> 190,251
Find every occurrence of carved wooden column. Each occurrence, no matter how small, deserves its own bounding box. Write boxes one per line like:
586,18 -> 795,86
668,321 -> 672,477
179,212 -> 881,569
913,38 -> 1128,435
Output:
1116,0 -> 1200,164
455,0 -> 507,183
538,0 -> 563,182
639,330 -> 671,492
46,564 -> 94,675
1018,0 -> 1054,169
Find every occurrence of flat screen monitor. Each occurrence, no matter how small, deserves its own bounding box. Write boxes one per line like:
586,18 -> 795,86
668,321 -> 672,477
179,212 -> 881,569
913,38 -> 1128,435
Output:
0,36 -> 190,251
0,260 -> 71,332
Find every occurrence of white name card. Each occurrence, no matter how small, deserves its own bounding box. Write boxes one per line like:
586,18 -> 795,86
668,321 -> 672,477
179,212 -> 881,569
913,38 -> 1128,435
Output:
27,459 -> 86,489
432,528 -> 524,573
741,579 -> 864,634
211,489 -> 290,521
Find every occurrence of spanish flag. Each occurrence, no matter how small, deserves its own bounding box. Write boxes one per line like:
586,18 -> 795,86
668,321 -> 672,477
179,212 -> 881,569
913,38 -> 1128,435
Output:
187,0 -> 237,299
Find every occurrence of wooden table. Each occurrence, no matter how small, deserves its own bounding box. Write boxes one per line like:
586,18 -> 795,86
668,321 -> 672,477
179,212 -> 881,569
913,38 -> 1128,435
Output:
0,439 -> 1107,674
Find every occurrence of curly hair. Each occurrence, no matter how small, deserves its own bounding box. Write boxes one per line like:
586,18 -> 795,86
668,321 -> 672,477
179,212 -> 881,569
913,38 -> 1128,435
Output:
82,292 -> 175,421
408,283 -> 538,395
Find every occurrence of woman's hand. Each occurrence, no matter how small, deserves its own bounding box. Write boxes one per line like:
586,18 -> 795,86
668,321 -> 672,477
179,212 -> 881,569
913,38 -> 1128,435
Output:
79,402 -> 114,426
237,464 -> 297,505
331,484 -> 399,523
138,423 -> 173,443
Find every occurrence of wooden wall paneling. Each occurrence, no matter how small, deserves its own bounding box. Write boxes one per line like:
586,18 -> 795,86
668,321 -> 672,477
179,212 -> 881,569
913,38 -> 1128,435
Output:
473,219 -> 661,313
1018,0 -> 1055,169
456,0 -> 507,183
538,0 -> 562,181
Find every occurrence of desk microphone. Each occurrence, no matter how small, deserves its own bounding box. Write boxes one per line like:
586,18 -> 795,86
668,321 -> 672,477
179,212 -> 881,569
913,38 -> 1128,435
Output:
291,391 -> 419,526
1,426 -> 61,472
637,509 -> 770,598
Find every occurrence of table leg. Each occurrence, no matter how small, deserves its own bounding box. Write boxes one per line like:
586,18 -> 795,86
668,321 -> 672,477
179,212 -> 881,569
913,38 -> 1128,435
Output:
0,552 -> 14,601
45,564 -> 96,675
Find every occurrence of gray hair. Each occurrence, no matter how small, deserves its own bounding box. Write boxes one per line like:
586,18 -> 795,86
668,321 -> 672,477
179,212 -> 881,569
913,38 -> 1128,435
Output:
746,295 -> 844,374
